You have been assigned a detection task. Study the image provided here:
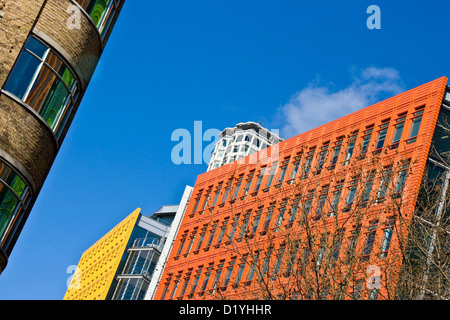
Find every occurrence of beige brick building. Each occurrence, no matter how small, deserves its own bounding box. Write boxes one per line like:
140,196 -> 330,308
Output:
0,0 -> 125,274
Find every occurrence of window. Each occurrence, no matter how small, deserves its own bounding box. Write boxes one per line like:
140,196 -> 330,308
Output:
345,181 -> 358,209
331,229 -> 345,264
273,246 -> 285,276
0,160 -> 32,243
274,202 -> 287,231
231,176 -> 243,200
201,271 -> 211,293
330,139 -> 343,166
408,109 -> 424,141
344,133 -> 357,165
223,264 -> 234,288
221,183 -> 231,203
265,164 -> 277,189
75,0 -> 121,37
246,253 -> 260,282
316,144 -> 329,171
345,224 -> 361,265
392,114 -> 407,145
235,263 -> 245,284
360,128 -> 373,155
180,274 -> 191,296
195,232 -> 205,252
394,163 -> 410,196
288,202 -> 299,227
377,167 -> 392,201
211,264 -> 224,294
329,183 -> 343,216
251,213 -> 261,234
363,173 -> 375,203
190,273 -> 201,295
262,206 -> 274,232
170,280 -> 179,299
206,224 -> 217,248
379,217 -> 395,258
375,120 -> 390,150
227,218 -> 239,243
4,36 -> 79,137
200,189 -> 211,211
288,161 -> 300,183
242,173 -> 254,198
253,167 -> 265,193
362,220 -> 379,261
314,187 -> 328,220
303,154 -> 314,176
191,191 -> 202,213
185,232 -> 196,256
217,220 -> 228,245
211,184 -> 222,207
277,164 -> 288,184
304,193 -> 314,217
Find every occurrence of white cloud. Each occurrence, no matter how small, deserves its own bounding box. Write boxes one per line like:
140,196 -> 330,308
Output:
278,67 -> 404,138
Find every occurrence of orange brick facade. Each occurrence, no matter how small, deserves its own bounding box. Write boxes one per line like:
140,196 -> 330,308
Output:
154,77 -> 448,300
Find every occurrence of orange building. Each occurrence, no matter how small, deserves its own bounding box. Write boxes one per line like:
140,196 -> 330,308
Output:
154,77 -> 450,300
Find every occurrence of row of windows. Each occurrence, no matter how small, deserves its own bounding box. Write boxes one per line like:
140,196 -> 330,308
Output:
177,165 -> 406,258
163,217 -> 395,300
194,105 -> 424,214
0,160 -> 32,250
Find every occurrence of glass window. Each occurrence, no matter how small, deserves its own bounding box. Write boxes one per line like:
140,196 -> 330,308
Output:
4,36 -> 79,137
409,116 -> 422,138
392,117 -> 406,144
344,135 -> 357,165
330,145 -> 341,165
360,132 -> 372,155
376,128 -> 388,150
76,0 -> 119,37
362,220 -> 379,261
289,161 -> 300,183
380,217 -> 395,258
278,164 -> 288,183
253,168 -> 265,193
316,148 -> 328,171
0,161 -> 32,244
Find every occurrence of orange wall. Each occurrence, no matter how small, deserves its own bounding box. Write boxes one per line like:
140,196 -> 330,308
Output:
155,77 -> 447,300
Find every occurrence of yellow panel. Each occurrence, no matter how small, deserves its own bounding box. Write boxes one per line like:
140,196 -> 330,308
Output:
63,208 -> 141,300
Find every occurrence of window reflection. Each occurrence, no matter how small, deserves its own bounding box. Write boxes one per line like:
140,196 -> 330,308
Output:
75,0 -> 120,37
4,36 -> 79,137
0,161 -> 32,247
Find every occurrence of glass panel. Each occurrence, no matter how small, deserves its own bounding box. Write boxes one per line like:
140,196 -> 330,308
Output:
25,37 -> 48,58
409,116 -> 422,138
26,65 -> 71,130
45,51 -> 76,89
376,128 -> 388,149
4,51 -> 42,100
0,184 -> 20,237
88,0 -> 113,29
392,123 -> 404,143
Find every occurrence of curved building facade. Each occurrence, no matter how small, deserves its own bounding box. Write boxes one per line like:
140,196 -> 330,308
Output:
0,0 -> 125,274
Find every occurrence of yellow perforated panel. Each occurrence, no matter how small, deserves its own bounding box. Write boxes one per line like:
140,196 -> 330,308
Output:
63,208 -> 141,300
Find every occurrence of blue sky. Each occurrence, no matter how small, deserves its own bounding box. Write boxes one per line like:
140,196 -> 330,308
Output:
1,0 -> 450,300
